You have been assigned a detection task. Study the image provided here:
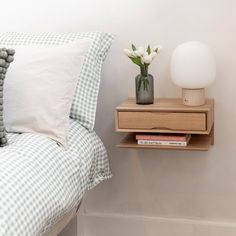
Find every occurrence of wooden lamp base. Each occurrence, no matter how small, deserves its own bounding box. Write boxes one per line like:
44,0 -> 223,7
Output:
182,88 -> 205,106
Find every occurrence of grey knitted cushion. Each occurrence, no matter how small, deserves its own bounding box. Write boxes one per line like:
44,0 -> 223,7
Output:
0,48 -> 15,147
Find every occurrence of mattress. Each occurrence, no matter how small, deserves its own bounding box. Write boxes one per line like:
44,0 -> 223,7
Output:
0,119 -> 111,236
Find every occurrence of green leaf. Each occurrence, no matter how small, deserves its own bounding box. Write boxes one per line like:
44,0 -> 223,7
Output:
132,44 -> 136,51
129,56 -> 141,67
147,45 -> 151,54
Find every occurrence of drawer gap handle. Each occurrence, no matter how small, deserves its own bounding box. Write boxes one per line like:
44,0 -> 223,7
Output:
151,127 -> 173,130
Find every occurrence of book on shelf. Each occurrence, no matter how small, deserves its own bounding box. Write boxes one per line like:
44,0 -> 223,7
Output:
136,133 -> 191,142
136,133 -> 191,146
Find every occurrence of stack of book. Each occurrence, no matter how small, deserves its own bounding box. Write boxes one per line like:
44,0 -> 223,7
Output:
136,133 -> 191,147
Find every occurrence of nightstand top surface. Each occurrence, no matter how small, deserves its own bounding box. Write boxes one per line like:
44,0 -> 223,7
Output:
116,98 -> 214,112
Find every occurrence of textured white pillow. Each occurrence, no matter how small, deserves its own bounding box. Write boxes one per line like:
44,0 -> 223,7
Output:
3,40 -> 91,146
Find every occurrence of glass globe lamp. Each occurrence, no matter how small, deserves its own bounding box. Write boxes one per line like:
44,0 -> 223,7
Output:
170,41 -> 216,106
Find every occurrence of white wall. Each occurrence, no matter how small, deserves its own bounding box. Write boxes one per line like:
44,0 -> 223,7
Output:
1,0 -> 236,235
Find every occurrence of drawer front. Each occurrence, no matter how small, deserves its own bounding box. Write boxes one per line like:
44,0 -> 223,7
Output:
118,111 -> 206,131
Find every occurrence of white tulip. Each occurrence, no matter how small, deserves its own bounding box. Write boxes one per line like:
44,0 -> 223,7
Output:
154,45 -> 163,53
133,50 -> 141,57
150,51 -> 157,59
133,46 -> 146,57
123,48 -> 133,57
131,51 -> 137,57
137,46 -> 145,55
141,55 -> 153,64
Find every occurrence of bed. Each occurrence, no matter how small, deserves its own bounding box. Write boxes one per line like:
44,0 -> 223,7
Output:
0,119 -> 111,236
0,31 -> 114,236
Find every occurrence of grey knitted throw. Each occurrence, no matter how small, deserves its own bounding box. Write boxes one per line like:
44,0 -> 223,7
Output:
0,48 -> 15,147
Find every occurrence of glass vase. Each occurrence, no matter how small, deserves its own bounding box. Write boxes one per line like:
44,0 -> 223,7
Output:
135,74 -> 154,104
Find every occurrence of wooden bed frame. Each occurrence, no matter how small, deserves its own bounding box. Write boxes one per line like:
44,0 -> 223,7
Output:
45,202 -> 82,236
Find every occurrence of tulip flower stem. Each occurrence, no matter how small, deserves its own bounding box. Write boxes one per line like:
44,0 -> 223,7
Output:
142,63 -> 149,76
138,75 -> 150,92
140,66 -> 148,77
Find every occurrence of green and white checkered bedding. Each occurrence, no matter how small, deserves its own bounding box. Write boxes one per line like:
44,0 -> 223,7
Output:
0,119 -> 111,236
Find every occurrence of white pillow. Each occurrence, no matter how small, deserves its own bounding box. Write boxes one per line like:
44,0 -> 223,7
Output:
3,39 -> 91,146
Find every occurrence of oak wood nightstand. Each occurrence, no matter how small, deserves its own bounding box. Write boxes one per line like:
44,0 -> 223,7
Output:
115,98 -> 214,151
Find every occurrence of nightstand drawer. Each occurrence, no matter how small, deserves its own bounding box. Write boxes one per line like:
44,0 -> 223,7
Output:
117,111 -> 206,131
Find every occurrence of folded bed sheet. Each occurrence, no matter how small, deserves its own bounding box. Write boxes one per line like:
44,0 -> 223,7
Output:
0,119 -> 111,236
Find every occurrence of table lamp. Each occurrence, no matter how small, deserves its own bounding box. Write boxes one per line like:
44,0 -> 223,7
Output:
170,41 -> 216,106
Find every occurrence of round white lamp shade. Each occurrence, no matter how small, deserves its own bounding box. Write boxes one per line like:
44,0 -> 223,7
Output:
170,41 -> 216,106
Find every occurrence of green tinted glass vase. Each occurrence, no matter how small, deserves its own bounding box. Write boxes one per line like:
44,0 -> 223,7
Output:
135,74 -> 154,104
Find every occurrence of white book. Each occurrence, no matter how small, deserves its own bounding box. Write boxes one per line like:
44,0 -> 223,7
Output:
137,139 -> 188,146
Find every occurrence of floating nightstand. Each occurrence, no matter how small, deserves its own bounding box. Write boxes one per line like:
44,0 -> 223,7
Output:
115,98 -> 214,151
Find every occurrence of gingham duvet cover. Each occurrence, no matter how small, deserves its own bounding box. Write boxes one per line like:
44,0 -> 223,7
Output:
0,119 -> 111,236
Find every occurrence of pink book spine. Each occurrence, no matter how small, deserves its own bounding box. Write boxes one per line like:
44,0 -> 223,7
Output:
136,134 -> 189,142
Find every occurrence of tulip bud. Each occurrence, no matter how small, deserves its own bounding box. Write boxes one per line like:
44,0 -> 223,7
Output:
142,55 -> 153,64
150,52 -> 157,59
123,49 -> 133,57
